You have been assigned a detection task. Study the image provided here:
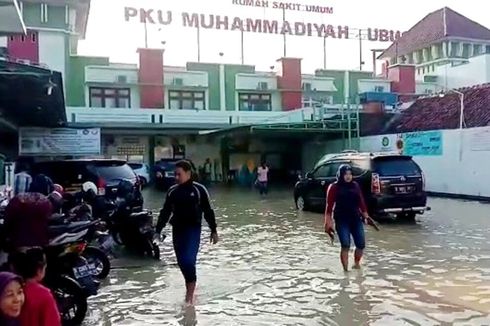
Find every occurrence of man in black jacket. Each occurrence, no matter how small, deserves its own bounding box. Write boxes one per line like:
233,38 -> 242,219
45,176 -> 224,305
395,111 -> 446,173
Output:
156,160 -> 219,304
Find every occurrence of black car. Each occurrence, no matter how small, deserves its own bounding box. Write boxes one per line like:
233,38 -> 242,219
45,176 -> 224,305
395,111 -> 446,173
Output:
294,152 -> 428,220
32,159 -> 143,210
154,159 -> 180,190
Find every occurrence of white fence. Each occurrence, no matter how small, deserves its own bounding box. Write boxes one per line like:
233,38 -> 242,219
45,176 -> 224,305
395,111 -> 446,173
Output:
65,107 -> 317,126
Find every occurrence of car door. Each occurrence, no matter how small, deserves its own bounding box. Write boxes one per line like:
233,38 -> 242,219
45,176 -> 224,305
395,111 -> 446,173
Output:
310,161 -> 350,209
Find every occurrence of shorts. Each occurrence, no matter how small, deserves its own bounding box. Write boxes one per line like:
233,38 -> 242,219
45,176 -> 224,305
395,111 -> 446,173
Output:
335,219 -> 365,250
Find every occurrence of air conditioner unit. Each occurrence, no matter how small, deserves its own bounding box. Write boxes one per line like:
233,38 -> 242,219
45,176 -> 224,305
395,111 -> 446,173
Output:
424,89 -> 434,94
257,82 -> 268,90
302,82 -> 312,91
116,75 -> 128,84
173,78 -> 184,86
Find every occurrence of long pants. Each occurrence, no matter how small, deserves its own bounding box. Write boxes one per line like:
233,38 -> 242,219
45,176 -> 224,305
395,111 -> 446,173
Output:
173,226 -> 201,283
335,218 -> 366,250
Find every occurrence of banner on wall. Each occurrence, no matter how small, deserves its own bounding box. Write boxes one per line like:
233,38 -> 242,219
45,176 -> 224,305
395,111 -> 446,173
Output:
402,131 -> 443,156
19,128 -> 101,156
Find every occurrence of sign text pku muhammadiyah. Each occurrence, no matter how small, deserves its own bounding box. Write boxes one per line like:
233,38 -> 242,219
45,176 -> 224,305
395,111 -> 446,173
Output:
124,5 -> 403,42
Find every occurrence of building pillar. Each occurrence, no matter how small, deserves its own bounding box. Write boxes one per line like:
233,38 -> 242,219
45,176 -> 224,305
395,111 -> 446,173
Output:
442,41 -> 448,58
138,48 -> 164,109
219,64 -> 226,111
276,57 -> 302,111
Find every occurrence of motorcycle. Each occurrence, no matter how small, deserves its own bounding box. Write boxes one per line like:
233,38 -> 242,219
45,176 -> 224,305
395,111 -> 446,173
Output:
48,215 -> 111,280
43,240 -> 97,325
106,180 -> 159,259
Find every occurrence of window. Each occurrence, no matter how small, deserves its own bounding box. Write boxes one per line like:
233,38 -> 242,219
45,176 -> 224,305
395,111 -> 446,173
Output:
373,158 -> 421,176
168,90 -> 205,110
486,45 -> 490,54
374,86 -> 384,93
314,162 -> 344,179
239,93 -> 272,111
314,165 -> 330,178
89,87 -> 131,108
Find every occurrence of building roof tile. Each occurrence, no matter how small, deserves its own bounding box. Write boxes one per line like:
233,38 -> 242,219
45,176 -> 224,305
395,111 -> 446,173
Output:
384,84 -> 490,134
380,7 -> 490,59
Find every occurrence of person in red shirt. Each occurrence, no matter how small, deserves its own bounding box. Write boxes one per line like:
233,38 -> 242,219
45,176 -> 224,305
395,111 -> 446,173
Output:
324,164 -> 374,272
9,248 -> 61,326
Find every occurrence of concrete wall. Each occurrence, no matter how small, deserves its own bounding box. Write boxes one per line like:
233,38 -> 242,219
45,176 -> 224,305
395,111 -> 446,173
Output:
38,31 -> 66,80
305,127 -> 490,198
419,54 -> 490,89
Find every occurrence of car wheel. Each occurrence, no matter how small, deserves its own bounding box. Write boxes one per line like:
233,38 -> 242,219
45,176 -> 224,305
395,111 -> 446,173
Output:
139,177 -> 147,187
296,196 -> 307,211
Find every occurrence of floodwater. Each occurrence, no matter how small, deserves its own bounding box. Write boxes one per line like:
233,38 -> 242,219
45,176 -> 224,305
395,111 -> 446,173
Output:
84,187 -> 490,326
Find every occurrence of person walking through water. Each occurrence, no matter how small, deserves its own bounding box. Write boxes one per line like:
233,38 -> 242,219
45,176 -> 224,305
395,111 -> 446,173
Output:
256,161 -> 269,196
203,158 -> 212,186
156,160 -> 219,305
324,164 -> 374,272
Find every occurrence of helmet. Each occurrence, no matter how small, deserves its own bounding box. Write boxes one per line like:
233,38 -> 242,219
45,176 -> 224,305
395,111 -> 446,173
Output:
48,191 -> 63,207
82,181 -> 97,194
53,184 -> 64,194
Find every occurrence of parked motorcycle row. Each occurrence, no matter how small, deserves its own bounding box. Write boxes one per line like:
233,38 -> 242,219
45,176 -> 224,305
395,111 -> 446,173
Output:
0,180 -> 160,325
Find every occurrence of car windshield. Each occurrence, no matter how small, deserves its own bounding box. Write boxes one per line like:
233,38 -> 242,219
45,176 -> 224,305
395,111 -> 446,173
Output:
374,158 -> 421,176
128,163 -> 143,170
91,162 -> 136,180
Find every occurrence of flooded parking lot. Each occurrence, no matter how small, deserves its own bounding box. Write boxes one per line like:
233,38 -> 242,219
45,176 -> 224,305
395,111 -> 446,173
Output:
84,187 -> 490,325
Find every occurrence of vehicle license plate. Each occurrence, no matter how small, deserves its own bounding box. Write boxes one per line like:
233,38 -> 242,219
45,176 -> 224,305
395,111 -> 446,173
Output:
395,186 -> 414,194
73,263 -> 97,279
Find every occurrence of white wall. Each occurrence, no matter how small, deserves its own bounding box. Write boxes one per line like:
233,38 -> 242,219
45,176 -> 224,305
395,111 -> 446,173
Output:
302,75 -> 337,92
38,31 -> 66,82
358,79 -> 391,93
0,36 -> 6,47
423,55 -> 490,89
302,127 -> 490,198
362,127 -> 490,198
236,73 -> 277,90
85,65 -> 138,84
164,69 -> 208,88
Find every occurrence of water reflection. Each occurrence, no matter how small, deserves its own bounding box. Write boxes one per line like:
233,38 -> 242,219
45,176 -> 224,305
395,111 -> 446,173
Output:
83,188 -> 490,325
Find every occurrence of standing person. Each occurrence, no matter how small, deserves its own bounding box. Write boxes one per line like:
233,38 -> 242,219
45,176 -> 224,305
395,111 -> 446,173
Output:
324,164 -> 374,272
10,248 -> 61,326
13,163 -> 32,196
156,160 -> 219,305
203,158 -> 212,186
256,161 -> 269,196
28,174 -> 54,196
0,272 -> 24,326
4,193 -> 53,249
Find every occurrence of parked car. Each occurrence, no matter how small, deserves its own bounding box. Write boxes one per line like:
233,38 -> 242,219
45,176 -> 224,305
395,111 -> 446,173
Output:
154,159 -> 179,190
32,159 -> 143,210
128,163 -> 151,187
294,151 -> 428,220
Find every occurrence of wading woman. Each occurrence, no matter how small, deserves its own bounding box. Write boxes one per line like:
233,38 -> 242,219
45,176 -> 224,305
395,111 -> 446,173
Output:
324,164 -> 373,272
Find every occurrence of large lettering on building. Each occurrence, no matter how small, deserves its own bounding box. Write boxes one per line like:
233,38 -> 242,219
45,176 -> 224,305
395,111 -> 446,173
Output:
124,7 -> 403,42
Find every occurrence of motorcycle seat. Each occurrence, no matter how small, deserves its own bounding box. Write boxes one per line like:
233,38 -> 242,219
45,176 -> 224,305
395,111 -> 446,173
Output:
48,221 -> 94,237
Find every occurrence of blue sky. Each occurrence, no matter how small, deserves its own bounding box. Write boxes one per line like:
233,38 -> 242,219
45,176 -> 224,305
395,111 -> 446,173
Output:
78,0 -> 490,73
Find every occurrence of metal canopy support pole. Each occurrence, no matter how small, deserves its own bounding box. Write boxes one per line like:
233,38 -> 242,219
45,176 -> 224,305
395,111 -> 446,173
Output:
347,103 -> 352,149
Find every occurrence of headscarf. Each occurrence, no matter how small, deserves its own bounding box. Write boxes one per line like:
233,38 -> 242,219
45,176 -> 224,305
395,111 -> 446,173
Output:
29,174 -> 54,196
0,272 -> 23,326
336,164 -> 353,185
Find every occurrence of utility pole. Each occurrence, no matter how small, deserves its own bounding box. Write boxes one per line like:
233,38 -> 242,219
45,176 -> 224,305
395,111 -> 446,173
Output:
358,30 -> 363,70
323,35 -> 327,69
282,8 -> 287,57
144,19 -> 148,48
197,25 -> 201,62
240,29 -> 245,65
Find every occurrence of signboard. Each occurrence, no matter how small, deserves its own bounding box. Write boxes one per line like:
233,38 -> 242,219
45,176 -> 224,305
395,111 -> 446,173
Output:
124,7 -> 402,42
402,131 -> 443,156
19,128 -> 101,156
231,1 -> 333,14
